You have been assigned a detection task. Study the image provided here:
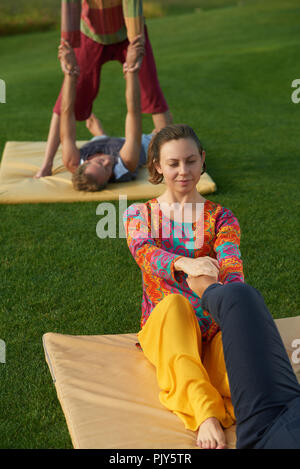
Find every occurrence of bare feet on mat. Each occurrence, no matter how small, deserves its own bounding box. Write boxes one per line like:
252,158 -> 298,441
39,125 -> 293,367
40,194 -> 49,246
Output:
34,165 -> 52,178
196,417 -> 226,449
86,113 -> 106,137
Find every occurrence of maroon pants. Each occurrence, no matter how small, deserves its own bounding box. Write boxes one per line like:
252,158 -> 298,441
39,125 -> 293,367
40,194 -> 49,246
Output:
53,26 -> 168,120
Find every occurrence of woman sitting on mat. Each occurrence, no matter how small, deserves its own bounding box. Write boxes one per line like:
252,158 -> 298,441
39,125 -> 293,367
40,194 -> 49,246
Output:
123,123 -> 243,449
123,124 -> 300,449
57,39 -> 170,192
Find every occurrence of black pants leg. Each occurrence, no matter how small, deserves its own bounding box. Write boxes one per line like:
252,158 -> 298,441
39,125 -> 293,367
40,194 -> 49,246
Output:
201,282 -> 300,449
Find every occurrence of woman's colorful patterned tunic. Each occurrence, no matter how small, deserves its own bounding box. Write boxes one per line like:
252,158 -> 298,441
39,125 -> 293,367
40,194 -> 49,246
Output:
124,198 -> 244,342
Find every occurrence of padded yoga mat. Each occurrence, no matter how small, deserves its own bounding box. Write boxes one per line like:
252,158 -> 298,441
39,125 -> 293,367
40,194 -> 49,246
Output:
0,142 -> 217,204
43,315 -> 300,449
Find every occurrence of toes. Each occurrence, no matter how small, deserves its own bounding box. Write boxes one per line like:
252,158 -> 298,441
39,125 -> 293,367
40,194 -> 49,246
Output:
216,442 -> 227,449
197,437 -> 226,449
196,418 -> 226,449
197,439 -> 218,449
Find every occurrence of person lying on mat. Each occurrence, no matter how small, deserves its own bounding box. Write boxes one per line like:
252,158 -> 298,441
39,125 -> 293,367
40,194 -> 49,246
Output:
123,124 -> 244,449
58,38 -> 166,192
186,275 -> 300,449
35,0 -> 172,179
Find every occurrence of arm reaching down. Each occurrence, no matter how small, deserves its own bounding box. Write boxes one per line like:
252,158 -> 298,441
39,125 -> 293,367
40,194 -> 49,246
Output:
58,40 -> 81,174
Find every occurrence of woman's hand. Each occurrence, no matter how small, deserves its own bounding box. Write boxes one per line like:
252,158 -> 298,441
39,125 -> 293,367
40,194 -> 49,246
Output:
174,256 -> 219,278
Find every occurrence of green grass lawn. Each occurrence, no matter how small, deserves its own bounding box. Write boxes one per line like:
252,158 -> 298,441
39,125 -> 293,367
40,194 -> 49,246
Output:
0,0 -> 237,35
0,0 -> 300,448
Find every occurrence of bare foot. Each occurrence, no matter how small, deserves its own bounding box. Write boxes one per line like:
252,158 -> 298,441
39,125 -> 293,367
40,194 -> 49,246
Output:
86,113 -> 105,137
58,39 -> 80,76
152,110 -> 173,132
34,166 -> 52,178
196,417 -> 226,449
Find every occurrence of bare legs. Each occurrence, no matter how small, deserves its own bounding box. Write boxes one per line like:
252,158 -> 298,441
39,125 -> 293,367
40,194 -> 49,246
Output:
152,109 -> 173,132
85,113 -> 106,136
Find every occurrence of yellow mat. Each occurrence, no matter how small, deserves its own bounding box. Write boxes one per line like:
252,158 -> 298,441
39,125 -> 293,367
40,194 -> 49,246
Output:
0,142 -> 217,204
43,315 -> 300,449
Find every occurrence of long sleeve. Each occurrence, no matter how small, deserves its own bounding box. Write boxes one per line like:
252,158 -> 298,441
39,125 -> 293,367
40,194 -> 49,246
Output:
61,0 -> 82,48
214,208 -> 244,284
122,0 -> 144,42
124,199 -> 223,339
124,203 -> 181,283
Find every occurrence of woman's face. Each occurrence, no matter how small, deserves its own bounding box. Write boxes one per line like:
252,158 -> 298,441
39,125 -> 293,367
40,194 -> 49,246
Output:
155,138 -> 204,193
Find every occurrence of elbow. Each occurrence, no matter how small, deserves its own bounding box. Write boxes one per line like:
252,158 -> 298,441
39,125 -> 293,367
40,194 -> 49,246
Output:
65,160 -> 78,174
125,161 -> 138,172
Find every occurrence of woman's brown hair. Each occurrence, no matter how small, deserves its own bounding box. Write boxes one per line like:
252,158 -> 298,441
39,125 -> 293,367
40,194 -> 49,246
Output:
147,124 -> 206,185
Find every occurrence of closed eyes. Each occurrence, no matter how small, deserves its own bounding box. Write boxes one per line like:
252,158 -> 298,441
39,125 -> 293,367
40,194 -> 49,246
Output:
169,160 -> 196,167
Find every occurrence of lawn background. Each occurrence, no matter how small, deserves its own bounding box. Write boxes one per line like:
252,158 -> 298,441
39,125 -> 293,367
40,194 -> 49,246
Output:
0,0 -> 299,448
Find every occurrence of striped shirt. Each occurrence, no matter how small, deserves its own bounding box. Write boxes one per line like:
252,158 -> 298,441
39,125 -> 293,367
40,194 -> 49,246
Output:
61,0 -> 144,47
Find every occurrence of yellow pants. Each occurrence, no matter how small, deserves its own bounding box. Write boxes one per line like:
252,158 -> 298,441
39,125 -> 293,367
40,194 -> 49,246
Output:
138,294 -> 236,431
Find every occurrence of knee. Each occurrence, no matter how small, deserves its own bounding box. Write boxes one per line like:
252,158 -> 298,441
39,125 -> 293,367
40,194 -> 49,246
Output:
221,282 -> 263,309
160,293 -> 191,309
141,294 -> 195,338
223,281 -> 254,296
158,294 -> 194,321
